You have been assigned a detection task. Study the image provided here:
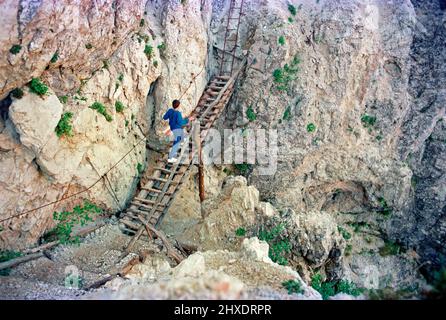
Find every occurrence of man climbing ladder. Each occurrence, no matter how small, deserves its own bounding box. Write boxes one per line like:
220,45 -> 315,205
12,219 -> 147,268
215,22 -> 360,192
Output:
163,99 -> 194,163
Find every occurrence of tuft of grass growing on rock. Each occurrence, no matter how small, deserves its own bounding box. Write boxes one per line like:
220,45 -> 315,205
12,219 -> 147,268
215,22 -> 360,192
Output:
345,244 -> 353,256
29,78 -> 49,96
118,73 -> 124,82
58,95 -> 68,104
288,4 -> 297,16
9,44 -> 22,55
115,101 -> 125,113
338,226 -> 352,240
272,55 -> 300,91
90,102 -> 112,122
258,222 -> 291,266
379,240 -> 402,257
283,106 -> 292,121
278,36 -> 286,46
137,163 -> 144,175
377,197 -> 392,217
361,114 -> 376,128
282,279 -> 304,295
235,227 -> 246,237
234,163 -> 253,176
55,112 -> 74,138
0,250 -> 23,276
50,51 -> 59,63
246,106 -> 257,122
144,45 -> 153,59
85,43 -> 93,50
11,88 -> 24,99
157,42 -> 166,54
307,123 -> 316,133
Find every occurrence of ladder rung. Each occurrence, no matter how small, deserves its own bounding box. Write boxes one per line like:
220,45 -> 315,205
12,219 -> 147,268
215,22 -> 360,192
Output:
148,177 -> 168,183
134,197 -> 156,205
142,187 -> 165,193
128,207 -> 164,216
131,201 -> 166,211
154,167 -> 173,174
120,218 -> 140,230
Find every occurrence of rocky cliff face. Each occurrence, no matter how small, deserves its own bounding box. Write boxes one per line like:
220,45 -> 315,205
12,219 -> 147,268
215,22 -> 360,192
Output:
0,0 -> 444,296
214,0 -> 445,281
0,0 -> 211,249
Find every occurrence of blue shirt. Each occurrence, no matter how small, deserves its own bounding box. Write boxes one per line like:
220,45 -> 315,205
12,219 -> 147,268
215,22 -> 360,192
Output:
163,108 -> 189,130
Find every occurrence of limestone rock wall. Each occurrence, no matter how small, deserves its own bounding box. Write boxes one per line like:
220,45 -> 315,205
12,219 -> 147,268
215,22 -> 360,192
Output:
216,0 -> 445,276
0,0 -> 212,249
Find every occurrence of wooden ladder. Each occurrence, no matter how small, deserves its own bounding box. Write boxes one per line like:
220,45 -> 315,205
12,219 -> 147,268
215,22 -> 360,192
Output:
120,66 -> 246,253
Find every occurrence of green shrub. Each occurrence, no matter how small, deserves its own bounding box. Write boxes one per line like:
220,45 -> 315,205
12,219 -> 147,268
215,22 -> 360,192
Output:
273,69 -> 284,83
311,273 -> 361,299
258,223 -> 290,265
153,60 -> 159,68
118,73 -> 124,82
90,102 -> 112,122
345,244 -> 353,256
337,280 -> 362,297
137,163 -> 144,175
50,51 -> 59,63
346,221 -> 370,233
140,18 -> 145,27
235,227 -> 246,237
0,250 -> 23,276
59,95 -> 68,104
288,17 -> 294,23
9,44 -> 22,55
283,106 -> 292,121
338,226 -> 352,240
282,279 -> 303,295
115,101 -> 125,113
157,42 -> 166,53
51,200 -> 102,245
379,241 -> 401,257
246,106 -> 257,121
144,45 -> 153,59
125,120 -> 129,127
361,114 -> 376,128
311,273 -> 334,300
74,96 -> 87,102
55,112 -> 74,138
307,123 -> 316,132
272,55 -> 300,91
29,78 -> 49,96
11,88 -> 24,99
235,163 -> 252,175
432,268 -> 446,299
377,197 -> 392,216
288,4 -> 297,16
278,36 -> 286,46
85,43 -> 93,50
